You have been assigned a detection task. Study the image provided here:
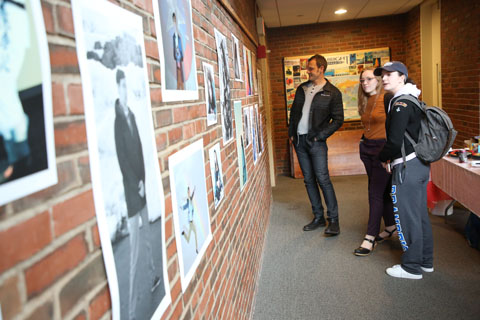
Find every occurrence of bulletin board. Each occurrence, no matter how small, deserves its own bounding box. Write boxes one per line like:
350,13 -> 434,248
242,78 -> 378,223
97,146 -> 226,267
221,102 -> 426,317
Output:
284,47 -> 390,123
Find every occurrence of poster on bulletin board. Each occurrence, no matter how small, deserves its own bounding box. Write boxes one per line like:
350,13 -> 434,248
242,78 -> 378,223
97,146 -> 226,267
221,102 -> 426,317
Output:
283,47 -> 390,123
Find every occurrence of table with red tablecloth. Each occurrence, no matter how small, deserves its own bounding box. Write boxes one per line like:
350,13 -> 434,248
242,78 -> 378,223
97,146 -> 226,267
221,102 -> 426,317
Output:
429,156 -> 480,217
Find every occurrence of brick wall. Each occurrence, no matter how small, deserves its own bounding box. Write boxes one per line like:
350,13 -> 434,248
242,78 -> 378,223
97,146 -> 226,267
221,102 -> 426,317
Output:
441,0 -> 480,146
0,0 -> 271,319
266,13 -> 421,175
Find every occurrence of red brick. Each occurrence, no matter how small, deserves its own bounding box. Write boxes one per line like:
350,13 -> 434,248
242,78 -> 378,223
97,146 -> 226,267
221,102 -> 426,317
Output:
145,39 -> 159,60
67,83 -> 85,115
57,5 -> 75,36
25,234 -> 88,297
150,87 -> 163,104
52,82 -> 67,116
41,2 -> 54,34
156,109 -> 172,128
0,211 -> 52,273
49,44 -> 79,74
25,301 -> 54,320
88,286 -> 111,320
52,190 -> 95,237
156,132 -> 168,151
168,127 -> 183,145
54,120 -> 88,156
0,275 -> 21,319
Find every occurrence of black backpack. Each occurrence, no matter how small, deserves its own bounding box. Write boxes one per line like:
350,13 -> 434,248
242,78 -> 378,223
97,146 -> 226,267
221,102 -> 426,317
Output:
399,95 -> 457,163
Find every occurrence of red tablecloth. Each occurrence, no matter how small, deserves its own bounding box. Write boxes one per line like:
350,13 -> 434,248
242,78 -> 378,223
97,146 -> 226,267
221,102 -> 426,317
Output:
427,180 -> 452,209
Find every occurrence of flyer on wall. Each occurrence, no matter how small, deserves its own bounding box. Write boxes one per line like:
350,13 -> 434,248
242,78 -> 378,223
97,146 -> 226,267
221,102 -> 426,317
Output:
0,0 -> 57,206
71,0 -> 171,318
169,139 -> 213,292
153,0 -> 199,102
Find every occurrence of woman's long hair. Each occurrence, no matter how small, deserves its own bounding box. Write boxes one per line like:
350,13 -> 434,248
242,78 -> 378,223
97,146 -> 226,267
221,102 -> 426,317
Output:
357,67 -> 383,116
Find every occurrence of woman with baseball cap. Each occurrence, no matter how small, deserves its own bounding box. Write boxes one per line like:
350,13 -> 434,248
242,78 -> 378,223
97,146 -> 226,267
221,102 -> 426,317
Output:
374,61 -> 433,279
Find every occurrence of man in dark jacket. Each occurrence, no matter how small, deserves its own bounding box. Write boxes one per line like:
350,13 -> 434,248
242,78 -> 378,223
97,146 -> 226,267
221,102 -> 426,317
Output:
114,69 -> 159,317
288,54 -> 344,235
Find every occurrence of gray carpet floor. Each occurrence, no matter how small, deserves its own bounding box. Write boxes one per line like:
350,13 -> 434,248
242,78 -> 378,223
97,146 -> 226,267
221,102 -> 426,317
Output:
252,175 -> 480,320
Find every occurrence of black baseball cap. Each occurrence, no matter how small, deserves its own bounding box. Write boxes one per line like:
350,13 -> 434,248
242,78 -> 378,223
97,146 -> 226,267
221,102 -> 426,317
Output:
374,61 -> 408,78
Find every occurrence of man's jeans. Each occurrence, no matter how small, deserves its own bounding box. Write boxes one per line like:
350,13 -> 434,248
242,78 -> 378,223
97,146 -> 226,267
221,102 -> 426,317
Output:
294,135 -> 338,220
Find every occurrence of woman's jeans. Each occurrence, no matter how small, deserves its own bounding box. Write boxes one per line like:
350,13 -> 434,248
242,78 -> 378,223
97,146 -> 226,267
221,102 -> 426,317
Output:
294,135 -> 338,220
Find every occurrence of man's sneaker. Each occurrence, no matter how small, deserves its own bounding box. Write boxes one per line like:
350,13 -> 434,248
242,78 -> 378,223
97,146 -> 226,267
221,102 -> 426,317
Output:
386,264 -> 422,279
421,266 -> 434,273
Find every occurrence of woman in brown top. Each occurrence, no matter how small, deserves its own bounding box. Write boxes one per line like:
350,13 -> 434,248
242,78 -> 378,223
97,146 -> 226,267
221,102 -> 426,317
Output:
354,67 -> 396,256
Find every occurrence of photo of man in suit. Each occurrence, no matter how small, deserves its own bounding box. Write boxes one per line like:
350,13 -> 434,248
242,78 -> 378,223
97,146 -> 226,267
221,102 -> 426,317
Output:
113,69 -> 160,319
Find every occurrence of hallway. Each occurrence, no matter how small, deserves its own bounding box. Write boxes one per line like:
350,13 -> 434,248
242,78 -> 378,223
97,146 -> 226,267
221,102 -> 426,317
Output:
253,175 -> 480,319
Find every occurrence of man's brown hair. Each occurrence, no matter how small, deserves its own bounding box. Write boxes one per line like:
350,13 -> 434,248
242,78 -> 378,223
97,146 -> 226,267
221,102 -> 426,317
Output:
308,54 -> 328,73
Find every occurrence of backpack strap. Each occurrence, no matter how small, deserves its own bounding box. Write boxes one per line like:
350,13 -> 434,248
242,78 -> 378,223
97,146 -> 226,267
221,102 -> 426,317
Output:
395,94 -> 421,171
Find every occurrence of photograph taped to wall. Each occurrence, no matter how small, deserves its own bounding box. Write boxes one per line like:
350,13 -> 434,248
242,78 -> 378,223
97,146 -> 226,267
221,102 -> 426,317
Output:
243,107 -> 250,147
153,0 -> 198,102
232,33 -> 243,82
234,100 -> 247,190
214,28 -> 233,145
71,0 -> 170,319
0,0 -> 57,206
208,143 -> 224,209
250,106 -> 257,165
169,139 -> 213,292
283,47 -> 390,122
202,62 -> 217,126
254,104 -> 261,157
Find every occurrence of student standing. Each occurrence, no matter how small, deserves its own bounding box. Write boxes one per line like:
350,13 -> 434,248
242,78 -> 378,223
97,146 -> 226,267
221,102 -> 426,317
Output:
354,67 -> 396,256
288,54 -> 344,235
374,61 -> 433,279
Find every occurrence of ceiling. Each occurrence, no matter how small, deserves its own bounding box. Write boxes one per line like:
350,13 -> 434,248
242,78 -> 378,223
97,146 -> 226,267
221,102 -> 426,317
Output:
257,0 -> 424,28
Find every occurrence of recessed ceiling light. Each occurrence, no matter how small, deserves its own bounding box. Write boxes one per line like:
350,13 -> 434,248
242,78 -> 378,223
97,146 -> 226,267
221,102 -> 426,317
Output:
335,9 -> 347,15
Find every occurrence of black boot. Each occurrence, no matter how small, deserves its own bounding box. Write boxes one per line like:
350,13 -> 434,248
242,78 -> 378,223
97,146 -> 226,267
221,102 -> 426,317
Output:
324,219 -> 340,236
303,216 -> 326,231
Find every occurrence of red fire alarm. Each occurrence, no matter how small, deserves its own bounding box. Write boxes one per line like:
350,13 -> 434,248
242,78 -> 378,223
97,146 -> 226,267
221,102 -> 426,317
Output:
257,45 -> 267,59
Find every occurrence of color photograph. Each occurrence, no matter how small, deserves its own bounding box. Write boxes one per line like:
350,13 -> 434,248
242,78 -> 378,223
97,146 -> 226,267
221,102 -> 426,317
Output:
72,1 -> 170,319
202,62 -> 217,126
153,0 -> 198,101
234,101 -> 247,190
169,139 -> 213,292
0,0 -> 57,206
208,143 -> 224,209
215,28 -> 233,144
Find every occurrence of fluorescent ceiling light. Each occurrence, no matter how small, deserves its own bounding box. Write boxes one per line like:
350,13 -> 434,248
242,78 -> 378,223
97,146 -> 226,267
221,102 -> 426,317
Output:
335,9 -> 347,15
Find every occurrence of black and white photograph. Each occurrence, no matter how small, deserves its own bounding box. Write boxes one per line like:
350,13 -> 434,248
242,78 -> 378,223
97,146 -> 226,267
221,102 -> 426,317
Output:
0,0 -> 57,206
255,104 -> 262,157
71,1 -> 170,319
214,28 -> 233,145
243,107 -> 250,147
169,139 -> 213,292
153,0 -> 198,102
202,62 -> 217,126
208,143 -> 224,209
232,34 -> 242,82
234,101 -> 247,190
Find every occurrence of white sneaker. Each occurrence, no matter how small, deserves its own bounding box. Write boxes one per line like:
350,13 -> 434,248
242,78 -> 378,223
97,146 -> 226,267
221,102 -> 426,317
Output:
421,266 -> 434,273
386,264 -> 422,279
